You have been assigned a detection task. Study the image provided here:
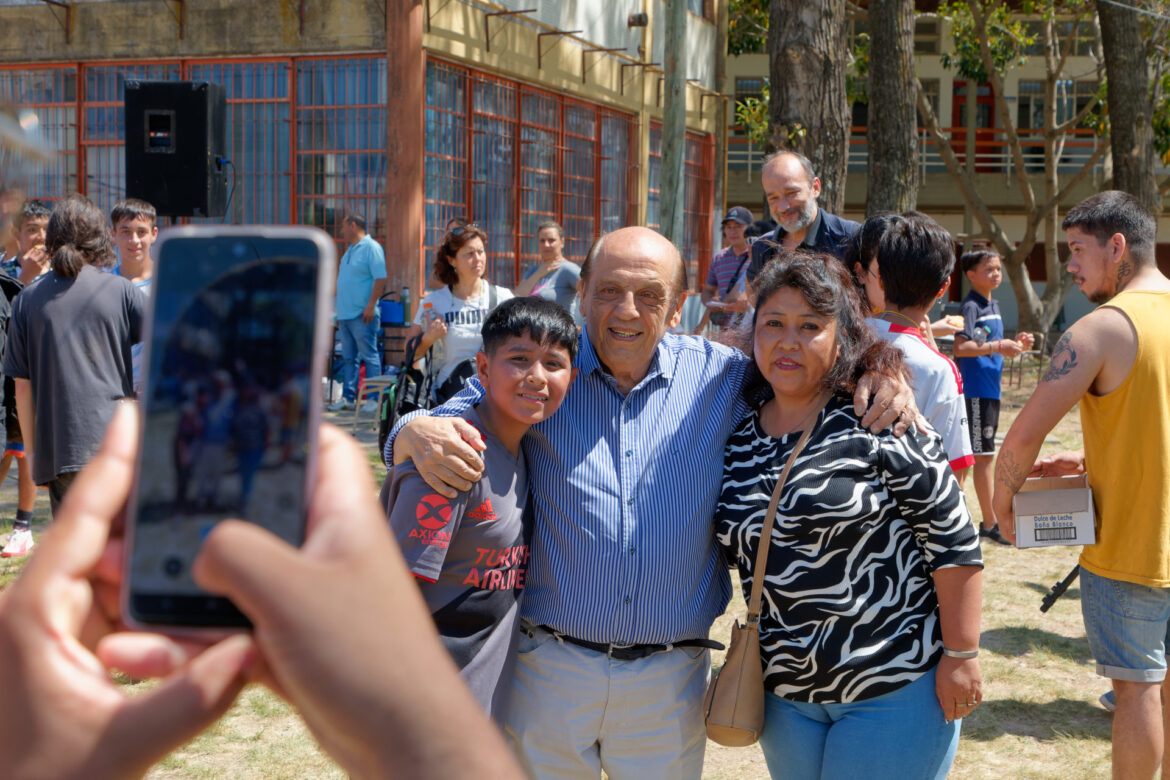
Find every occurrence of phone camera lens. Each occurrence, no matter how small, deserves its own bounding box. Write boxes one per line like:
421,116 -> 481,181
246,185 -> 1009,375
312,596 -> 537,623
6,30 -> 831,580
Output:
163,556 -> 184,577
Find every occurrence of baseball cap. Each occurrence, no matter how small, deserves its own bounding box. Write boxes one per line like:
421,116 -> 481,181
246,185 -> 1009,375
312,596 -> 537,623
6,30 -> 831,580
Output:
721,206 -> 753,226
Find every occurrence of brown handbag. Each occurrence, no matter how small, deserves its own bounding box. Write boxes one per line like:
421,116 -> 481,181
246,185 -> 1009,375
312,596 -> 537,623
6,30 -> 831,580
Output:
703,396 -> 827,747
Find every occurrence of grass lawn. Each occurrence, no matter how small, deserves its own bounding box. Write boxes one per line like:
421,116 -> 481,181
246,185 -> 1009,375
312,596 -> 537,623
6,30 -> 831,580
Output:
0,369 -> 1112,778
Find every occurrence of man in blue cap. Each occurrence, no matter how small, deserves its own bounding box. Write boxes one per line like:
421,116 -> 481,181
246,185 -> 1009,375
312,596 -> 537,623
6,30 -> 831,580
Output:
699,205 -> 753,331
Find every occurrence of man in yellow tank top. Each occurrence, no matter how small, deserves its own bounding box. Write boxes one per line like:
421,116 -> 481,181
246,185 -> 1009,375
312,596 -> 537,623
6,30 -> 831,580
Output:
993,190 -> 1170,780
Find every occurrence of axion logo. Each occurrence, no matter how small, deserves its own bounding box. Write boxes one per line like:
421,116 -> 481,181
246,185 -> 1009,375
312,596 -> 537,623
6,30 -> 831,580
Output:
416,494 -> 452,530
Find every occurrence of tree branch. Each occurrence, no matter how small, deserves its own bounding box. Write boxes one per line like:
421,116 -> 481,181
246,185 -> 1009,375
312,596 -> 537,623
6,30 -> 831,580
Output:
969,0 -> 1034,210
1054,14 -> 1080,76
1037,141 -> 1108,216
914,75 -> 1015,256
1052,87 -> 1103,137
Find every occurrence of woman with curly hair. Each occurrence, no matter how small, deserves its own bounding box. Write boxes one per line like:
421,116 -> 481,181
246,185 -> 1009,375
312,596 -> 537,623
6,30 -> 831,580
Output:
715,250 -> 983,780
409,223 -> 513,403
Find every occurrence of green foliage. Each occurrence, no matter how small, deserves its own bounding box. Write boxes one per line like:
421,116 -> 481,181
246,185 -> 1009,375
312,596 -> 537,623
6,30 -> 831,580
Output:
848,32 -> 870,104
734,80 -> 770,146
938,1 -> 1034,81
728,0 -> 768,56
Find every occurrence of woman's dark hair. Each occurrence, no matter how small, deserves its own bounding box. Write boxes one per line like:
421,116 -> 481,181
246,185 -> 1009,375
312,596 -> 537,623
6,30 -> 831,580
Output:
841,212 -> 893,314
433,224 -> 488,286
46,194 -> 117,279
741,250 -> 905,405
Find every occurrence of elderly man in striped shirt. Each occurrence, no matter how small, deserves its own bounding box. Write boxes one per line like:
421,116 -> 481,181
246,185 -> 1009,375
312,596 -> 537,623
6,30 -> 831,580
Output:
388,226 -> 913,779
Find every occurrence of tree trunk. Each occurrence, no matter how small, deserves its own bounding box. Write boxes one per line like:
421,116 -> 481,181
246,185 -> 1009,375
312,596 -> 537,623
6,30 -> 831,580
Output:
660,0 -> 688,248
1097,0 -> 1160,212
865,0 -> 918,214
768,0 -> 850,213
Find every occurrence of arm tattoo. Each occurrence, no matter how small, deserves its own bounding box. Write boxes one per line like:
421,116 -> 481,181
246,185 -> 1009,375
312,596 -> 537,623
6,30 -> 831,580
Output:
1041,332 -> 1078,383
996,449 -> 1028,495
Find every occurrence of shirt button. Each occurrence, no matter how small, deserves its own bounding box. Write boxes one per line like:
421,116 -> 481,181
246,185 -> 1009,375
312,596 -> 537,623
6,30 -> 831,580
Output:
627,498 -> 634,506
629,546 -> 636,555
625,450 -> 632,457
624,596 -> 631,605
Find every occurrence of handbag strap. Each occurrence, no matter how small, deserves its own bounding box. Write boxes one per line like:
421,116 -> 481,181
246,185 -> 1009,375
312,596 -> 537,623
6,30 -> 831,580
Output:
745,393 -> 831,626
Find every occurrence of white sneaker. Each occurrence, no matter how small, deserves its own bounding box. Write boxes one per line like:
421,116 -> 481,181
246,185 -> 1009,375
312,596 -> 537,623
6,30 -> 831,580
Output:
326,399 -> 354,412
2,527 -> 34,557
360,400 -> 379,414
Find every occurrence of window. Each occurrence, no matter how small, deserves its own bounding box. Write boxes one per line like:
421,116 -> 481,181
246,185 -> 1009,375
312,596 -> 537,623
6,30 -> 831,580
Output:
1017,79 -> 1098,129
646,124 -> 714,291
423,59 -> 639,287
188,60 -> 291,226
470,76 -> 517,284
0,66 -> 79,205
735,77 -> 765,103
732,77 -> 766,137
1022,19 -> 1095,57
686,0 -> 715,22
424,60 -> 469,254
295,57 -> 388,243
914,18 -> 941,54
1017,80 -> 1044,130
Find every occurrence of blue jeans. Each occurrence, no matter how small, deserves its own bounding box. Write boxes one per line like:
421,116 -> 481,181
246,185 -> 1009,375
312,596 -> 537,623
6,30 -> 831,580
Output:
1081,566 -> 1170,682
337,315 -> 381,402
759,666 -> 960,780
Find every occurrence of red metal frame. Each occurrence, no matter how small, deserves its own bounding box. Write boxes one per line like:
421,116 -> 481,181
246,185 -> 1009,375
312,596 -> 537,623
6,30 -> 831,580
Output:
424,56 -> 642,288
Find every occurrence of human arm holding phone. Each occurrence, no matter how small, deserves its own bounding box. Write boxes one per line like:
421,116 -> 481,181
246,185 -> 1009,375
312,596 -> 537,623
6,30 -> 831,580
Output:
0,406 -> 523,779
193,423 -> 522,779
0,404 -> 253,780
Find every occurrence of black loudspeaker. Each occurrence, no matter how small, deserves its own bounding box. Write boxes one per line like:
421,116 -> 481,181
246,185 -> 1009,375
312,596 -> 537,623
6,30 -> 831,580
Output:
124,81 -> 228,218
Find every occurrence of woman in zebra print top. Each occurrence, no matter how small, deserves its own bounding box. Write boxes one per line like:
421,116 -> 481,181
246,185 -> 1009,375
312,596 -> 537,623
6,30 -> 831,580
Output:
714,252 -> 983,780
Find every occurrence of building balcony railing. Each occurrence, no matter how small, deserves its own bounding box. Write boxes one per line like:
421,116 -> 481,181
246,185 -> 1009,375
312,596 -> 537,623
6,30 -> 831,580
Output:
728,127 -> 1109,180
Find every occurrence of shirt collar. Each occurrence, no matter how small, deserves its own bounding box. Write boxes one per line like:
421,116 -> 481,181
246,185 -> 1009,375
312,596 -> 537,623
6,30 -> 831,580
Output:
577,326 -> 675,388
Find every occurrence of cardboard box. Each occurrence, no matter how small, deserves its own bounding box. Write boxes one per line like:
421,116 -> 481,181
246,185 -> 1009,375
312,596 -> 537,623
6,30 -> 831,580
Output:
1013,474 -> 1097,549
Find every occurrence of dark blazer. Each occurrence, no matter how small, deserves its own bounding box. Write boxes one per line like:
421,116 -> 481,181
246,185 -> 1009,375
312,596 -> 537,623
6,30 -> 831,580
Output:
746,209 -> 861,285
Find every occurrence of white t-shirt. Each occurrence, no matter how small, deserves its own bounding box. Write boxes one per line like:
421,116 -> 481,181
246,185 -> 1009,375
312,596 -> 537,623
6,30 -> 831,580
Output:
414,284 -> 514,385
867,318 -> 974,472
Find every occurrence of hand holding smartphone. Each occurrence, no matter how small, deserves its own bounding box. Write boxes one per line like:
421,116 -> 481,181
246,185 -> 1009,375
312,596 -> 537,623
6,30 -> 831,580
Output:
123,226 -> 335,633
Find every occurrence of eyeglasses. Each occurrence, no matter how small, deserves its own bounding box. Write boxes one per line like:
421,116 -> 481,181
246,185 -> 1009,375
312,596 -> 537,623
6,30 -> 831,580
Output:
450,222 -> 479,237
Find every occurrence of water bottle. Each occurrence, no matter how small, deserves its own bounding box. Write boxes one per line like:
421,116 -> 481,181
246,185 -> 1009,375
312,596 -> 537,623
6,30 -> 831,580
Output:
401,285 -> 412,322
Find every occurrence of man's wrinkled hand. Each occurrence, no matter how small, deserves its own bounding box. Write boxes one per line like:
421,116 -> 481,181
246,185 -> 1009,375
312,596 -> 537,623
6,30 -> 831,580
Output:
397,416 -> 485,497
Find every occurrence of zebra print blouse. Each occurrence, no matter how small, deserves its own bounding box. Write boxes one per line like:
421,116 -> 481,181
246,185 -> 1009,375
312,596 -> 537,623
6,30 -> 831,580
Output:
715,394 -> 982,704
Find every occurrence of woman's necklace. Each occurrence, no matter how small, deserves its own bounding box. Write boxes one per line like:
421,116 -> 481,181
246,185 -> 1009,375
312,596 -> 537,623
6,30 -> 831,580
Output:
876,309 -> 921,330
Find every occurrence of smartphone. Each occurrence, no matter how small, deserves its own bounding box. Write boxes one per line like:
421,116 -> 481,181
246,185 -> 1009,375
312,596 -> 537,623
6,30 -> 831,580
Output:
123,225 -> 335,633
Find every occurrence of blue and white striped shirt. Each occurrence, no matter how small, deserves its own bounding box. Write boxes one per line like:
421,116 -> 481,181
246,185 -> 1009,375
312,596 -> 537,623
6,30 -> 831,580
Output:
387,329 -> 752,644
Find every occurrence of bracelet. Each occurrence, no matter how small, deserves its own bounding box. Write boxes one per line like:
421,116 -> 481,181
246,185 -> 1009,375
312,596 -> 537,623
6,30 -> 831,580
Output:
942,647 -> 979,659
990,340 -> 999,355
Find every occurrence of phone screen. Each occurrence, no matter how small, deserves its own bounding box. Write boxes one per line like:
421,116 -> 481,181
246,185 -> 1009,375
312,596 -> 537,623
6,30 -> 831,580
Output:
127,233 -> 326,628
